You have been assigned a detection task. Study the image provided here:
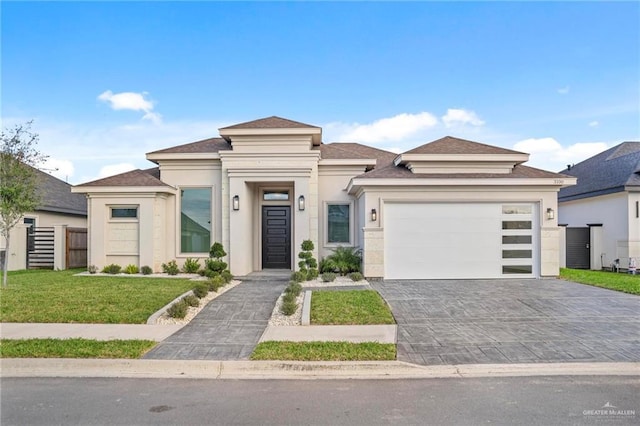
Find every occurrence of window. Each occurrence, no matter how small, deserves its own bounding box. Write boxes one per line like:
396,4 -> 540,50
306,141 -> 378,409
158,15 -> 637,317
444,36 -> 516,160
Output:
502,221 -> 532,230
502,235 -> 532,244
327,203 -> 350,244
263,191 -> 289,201
502,265 -> 533,274
502,205 -> 532,215
181,188 -> 211,253
111,207 -> 138,219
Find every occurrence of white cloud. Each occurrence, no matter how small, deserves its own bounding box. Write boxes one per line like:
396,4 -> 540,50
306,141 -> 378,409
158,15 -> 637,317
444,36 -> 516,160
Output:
441,108 -> 485,128
98,163 -> 137,179
98,90 -> 162,124
557,86 -> 570,95
588,120 -> 599,127
514,137 -> 608,171
333,112 -> 438,143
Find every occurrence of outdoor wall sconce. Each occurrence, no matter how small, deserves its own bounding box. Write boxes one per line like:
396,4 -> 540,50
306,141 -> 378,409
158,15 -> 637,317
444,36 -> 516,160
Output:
546,207 -> 555,220
298,195 -> 305,211
232,195 -> 240,211
371,208 -> 377,222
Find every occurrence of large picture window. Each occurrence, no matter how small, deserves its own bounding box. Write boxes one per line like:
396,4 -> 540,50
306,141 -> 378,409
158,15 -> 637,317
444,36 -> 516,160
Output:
181,188 -> 211,253
327,203 -> 350,244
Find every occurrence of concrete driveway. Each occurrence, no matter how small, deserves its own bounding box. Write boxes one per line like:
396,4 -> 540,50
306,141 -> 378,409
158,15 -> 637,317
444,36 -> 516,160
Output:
371,279 -> 640,366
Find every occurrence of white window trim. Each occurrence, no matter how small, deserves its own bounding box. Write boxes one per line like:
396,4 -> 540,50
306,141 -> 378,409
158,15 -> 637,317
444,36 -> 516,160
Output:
177,186 -> 214,257
108,205 -> 139,222
324,201 -> 355,247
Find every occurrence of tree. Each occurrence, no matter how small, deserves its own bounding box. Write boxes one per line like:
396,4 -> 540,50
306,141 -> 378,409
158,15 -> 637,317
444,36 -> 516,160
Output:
1,121 -> 46,287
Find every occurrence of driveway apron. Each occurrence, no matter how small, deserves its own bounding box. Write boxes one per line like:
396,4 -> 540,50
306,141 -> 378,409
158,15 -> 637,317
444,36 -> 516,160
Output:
144,274 -> 288,360
372,279 -> 640,366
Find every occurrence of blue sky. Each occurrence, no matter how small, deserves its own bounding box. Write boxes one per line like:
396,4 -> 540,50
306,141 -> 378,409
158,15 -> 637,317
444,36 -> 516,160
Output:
2,1 -> 638,184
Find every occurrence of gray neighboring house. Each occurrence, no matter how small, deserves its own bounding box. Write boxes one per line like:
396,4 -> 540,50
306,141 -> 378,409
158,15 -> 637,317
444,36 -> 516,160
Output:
1,167 -> 88,270
558,142 -> 640,270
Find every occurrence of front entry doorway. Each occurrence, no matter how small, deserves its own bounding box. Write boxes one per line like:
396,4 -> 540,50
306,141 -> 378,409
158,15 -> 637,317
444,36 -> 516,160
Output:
262,206 -> 291,269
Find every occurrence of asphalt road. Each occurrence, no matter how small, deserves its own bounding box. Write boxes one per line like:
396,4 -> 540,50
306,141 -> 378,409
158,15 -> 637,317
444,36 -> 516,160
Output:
2,376 -> 638,425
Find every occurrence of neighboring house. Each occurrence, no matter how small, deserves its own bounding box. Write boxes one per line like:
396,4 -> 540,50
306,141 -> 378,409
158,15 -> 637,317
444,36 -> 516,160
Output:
558,142 -> 640,271
1,166 -> 88,270
72,116 -> 574,279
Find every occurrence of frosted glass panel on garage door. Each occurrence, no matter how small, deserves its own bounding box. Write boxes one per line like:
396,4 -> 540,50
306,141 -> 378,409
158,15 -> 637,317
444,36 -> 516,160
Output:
384,203 -> 504,279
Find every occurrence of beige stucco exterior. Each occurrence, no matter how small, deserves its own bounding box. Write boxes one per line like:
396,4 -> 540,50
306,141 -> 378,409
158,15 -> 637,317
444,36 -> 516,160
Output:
73,118 -> 574,279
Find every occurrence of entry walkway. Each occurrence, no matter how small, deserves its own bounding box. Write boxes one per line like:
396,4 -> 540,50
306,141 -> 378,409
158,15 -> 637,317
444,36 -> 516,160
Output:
143,272 -> 289,360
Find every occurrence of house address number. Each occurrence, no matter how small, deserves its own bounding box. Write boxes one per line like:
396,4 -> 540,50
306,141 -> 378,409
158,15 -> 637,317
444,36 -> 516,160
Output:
553,179 -> 565,184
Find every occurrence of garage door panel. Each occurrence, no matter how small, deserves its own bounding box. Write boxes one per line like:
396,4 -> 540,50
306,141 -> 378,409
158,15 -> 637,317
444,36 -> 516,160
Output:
384,202 -> 535,279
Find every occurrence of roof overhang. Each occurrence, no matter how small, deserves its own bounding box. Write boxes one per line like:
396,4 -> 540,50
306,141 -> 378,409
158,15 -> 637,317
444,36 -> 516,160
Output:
146,152 -> 222,163
394,153 -> 530,174
347,176 -> 577,195
219,127 -> 322,145
71,185 -> 177,195
319,159 -> 377,167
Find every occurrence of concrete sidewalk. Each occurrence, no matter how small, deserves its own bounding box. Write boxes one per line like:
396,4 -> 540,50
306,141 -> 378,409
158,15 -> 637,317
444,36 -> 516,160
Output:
1,323 -> 184,342
2,358 -> 639,380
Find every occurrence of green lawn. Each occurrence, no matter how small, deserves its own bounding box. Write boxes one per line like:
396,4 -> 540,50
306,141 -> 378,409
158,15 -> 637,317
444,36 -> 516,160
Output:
560,268 -> 640,295
250,341 -> 396,361
310,290 -> 396,325
0,338 -> 156,358
0,269 -> 195,323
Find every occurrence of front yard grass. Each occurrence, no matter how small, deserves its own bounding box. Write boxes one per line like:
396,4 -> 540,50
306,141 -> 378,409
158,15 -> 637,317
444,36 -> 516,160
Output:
0,269 -> 195,323
310,290 -> 396,325
0,338 -> 156,358
560,268 -> 640,295
250,341 -> 396,361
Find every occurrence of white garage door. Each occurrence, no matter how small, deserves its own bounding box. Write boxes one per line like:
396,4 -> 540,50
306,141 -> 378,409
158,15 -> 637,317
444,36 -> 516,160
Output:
384,203 -> 536,279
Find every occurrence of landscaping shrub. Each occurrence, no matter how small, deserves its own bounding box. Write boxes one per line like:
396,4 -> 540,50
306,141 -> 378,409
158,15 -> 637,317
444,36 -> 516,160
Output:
322,272 -> 337,282
87,265 -> 98,274
182,258 -> 200,273
205,259 -> 227,274
307,268 -> 319,280
162,260 -> 180,276
285,281 -> 302,297
291,270 -> 306,283
192,283 -> 209,299
123,264 -> 139,275
221,270 -> 233,284
208,275 -> 225,292
320,246 -> 362,275
282,292 -> 296,304
297,239 -> 318,281
204,269 -> 217,278
209,242 -> 227,259
167,300 -> 188,319
281,300 -> 297,316
349,272 -> 364,282
182,294 -> 200,307
140,265 -> 153,275
101,264 -> 122,274
197,269 -> 207,277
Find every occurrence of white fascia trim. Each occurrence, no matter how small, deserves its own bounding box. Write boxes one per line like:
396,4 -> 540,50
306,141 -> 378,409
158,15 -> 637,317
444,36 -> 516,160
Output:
394,153 -> 530,166
220,127 -> 322,145
146,152 -> 222,162
71,186 -> 177,195
346,177 -> 578,194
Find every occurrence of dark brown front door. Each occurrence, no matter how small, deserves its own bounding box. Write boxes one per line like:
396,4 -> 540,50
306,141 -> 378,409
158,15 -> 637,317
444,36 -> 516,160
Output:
262,206 -> 291,269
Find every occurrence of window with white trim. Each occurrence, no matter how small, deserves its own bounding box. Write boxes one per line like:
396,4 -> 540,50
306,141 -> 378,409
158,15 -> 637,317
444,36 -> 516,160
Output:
327,203 -> 351,244
180,188 -> 212,253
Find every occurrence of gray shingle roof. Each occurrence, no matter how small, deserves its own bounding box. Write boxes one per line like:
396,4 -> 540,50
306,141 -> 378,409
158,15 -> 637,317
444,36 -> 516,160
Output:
319,143 -> 396,168
220,116 -> 319,130
558,142 -> 640,201
75,167 -> 170,188
404,136 -> 526,156
34,167 -> 87,216
148,137 -> 230,155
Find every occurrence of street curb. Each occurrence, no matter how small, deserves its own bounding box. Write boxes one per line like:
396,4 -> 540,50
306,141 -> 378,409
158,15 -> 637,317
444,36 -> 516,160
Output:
2,359 -> 639,380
